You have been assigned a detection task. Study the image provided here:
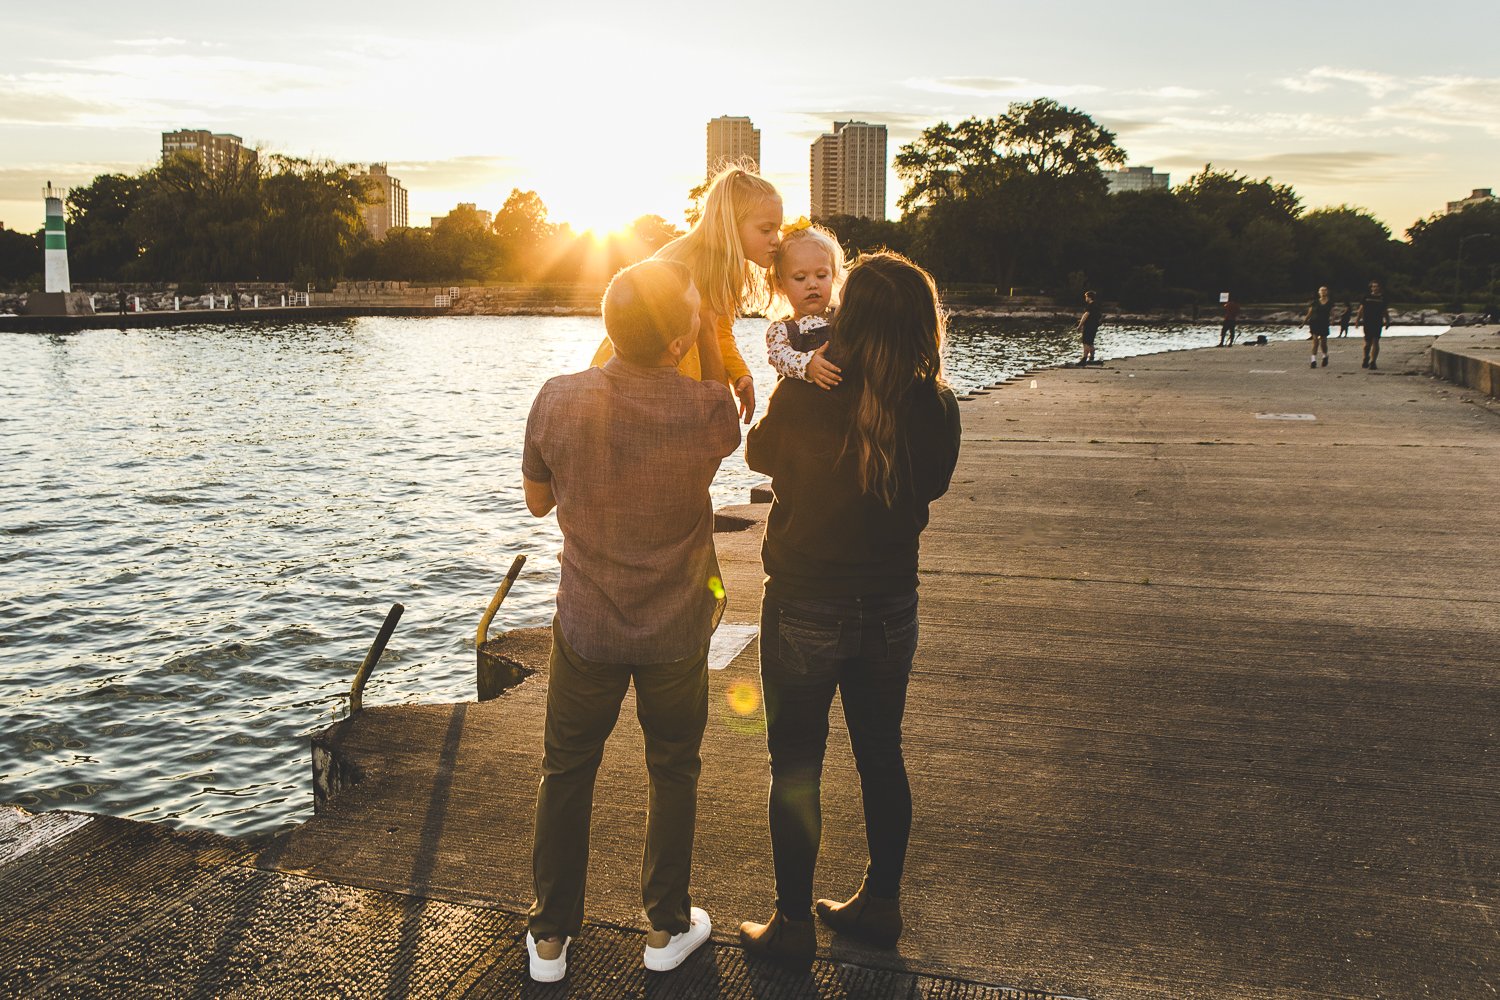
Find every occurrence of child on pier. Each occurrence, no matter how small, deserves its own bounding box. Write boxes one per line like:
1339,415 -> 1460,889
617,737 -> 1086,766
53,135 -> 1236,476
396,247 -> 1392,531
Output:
764,218 -> 848,390
592,164 -> 782,422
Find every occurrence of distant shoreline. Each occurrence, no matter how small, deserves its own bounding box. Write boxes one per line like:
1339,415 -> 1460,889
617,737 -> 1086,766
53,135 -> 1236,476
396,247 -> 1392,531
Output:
0,300 -> 1481,334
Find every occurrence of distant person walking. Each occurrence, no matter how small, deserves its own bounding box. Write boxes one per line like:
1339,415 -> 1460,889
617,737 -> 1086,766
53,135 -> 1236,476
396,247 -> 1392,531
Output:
1338,301 -> 1352,337
521,259 -> 740,983
1076,290 -> 1103,366
1219,296 -> 1240,346
1307,286 -> 1334,368
1355,280 -> 1390,370
116,288 -> 127,315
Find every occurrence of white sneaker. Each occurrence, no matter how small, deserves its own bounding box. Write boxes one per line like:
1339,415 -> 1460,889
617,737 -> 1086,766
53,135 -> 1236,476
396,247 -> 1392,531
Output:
643,906 -> 712,972
527,932 -> 569,982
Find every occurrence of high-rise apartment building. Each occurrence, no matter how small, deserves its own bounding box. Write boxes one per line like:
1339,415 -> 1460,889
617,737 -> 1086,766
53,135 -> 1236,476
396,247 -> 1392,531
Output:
357,163 -> 409,240
809,121 -> 887,221
1105,166 -> 1171,194
706,116 -> 761,176
160,129 -> 258,173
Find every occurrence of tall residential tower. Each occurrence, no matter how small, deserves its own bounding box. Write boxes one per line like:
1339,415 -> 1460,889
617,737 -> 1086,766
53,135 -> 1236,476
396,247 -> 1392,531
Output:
357,164 -> 409,240
810,121 -> 887,221
161,130 -> 258,173
706,116 -> 761,176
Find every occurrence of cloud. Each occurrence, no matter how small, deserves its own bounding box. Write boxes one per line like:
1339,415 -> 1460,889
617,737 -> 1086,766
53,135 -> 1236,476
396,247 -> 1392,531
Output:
1123,106 -> 1446,144
1124,86 -> 1209,100
13,51 -> 351,129
1378,75 -> 1500,136
1278,76 -> 1328,95
1153,151 -> 1409,185
0,84 -> 124,125
1274,68 -> 1500,135
384,156 -> 524,189
115,37 -> 190,48
0,163 -> 145,202
1278,68 -> 1404,98
904,76 -> 1103,100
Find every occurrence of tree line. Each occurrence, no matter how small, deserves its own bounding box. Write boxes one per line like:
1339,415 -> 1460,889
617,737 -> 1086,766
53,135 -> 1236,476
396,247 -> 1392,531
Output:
2,98 -> 1497,309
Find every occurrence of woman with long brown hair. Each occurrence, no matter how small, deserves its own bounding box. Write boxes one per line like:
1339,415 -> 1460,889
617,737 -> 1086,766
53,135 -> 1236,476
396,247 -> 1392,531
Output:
739,251 -> 962,967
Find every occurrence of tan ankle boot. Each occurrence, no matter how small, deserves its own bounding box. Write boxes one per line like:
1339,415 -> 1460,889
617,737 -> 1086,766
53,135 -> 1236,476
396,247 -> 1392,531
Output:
814,888 -> 902,948
738,909 -> 815,970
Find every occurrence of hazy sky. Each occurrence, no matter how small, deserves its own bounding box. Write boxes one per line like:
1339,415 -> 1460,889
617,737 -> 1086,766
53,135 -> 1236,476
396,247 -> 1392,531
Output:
3,0 -> 1497,236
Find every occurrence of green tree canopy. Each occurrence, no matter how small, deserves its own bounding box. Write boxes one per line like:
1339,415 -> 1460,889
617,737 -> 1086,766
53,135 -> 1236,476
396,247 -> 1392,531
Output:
66,174 -> 143,281
1405,201 -> 1500,303
894,99 -> 1124,287
1295,207 -> 1397,298
0,226 -> 40,287
129,151 -> 263,281
491,189 -> 555,280
259,155 -> 370,283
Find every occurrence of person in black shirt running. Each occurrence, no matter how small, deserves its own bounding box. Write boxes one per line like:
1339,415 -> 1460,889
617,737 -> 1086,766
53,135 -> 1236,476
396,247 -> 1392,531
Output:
1355,281 -> 1390,370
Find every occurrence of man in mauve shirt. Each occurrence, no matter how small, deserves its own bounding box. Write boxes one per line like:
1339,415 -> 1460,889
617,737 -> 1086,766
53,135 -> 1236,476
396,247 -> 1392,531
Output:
520,258 -> 740,983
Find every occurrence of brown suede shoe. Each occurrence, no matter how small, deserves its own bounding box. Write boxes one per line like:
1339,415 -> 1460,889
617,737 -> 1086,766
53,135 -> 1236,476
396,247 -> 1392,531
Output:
738,909 -> 815,970
814,888 -> 903,948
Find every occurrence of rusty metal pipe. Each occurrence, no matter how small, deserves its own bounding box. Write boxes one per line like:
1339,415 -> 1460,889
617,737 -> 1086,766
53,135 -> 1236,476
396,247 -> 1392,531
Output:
349,603 -> 404,714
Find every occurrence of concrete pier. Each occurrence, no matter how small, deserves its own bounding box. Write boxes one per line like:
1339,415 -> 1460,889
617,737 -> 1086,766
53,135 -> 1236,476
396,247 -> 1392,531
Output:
2,333 -> 1495,998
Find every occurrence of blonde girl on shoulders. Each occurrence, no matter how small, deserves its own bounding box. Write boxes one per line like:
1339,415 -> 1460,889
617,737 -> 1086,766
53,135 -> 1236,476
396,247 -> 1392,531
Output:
592,164 -> 782,422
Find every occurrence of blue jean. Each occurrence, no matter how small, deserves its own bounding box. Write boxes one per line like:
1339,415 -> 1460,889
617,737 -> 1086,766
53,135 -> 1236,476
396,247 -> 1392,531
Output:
759,589 -> 919,915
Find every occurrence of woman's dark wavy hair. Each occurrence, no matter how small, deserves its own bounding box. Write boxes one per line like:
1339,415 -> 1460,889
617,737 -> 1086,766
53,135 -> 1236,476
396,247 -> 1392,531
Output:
831,250 -> 947,505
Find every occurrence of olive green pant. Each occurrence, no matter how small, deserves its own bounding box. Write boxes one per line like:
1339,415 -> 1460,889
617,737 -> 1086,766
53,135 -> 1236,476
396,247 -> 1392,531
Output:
528,618 -> 709,939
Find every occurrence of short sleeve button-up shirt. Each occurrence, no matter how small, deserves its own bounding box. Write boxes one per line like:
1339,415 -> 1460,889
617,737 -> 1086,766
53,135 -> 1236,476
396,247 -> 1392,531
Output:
523,356 -> 741,664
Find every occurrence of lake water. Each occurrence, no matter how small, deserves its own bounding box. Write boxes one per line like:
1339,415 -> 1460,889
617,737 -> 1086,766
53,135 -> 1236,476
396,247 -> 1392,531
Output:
0,315 -> 1433,838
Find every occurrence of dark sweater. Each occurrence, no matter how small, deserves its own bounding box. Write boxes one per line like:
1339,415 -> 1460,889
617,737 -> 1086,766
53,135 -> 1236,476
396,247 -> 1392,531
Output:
746,374 -> 961,598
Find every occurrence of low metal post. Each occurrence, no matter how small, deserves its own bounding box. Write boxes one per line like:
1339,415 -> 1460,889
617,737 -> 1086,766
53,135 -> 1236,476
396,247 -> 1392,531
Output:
349,603 -> 405,715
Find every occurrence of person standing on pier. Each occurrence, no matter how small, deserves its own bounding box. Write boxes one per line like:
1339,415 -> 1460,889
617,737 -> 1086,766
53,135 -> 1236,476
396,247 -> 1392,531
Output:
739,252 -> 961,969
1307,286 -> 1334,368
521,259 -> 740,982
1219,294 -> 1240,346
1355,280 -> 1390,370
1077,289 -> 1103,365
1338,300 -> 1353,337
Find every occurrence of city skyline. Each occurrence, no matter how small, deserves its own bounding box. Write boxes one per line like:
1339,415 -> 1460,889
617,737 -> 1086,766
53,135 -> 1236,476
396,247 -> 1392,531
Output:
2,0 -> 1498,236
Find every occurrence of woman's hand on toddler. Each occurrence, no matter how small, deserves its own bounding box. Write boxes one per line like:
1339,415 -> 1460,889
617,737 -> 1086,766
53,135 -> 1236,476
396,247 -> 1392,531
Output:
806,344 -> 842,390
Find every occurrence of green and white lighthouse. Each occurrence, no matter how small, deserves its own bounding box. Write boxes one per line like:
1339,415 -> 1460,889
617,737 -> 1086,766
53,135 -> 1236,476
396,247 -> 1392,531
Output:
43,182 -> 71,293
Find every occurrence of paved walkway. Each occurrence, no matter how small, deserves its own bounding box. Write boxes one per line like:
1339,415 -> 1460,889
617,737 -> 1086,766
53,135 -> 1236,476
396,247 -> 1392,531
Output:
3,334 -> 1495,998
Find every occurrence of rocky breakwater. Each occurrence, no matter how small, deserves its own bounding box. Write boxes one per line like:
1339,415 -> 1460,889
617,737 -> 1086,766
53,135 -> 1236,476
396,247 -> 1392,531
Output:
313,281 -> 603,315
1,282 -> 302,316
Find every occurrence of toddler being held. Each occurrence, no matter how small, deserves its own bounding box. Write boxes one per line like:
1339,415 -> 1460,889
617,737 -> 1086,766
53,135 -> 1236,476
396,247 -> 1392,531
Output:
765,219 -> 848,390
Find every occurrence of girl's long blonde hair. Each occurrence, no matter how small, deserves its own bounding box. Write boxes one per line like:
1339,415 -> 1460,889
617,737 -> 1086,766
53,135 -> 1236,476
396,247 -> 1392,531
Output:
656,163 -> 778,320
833,251 -> 946,505
768,222 -> 848,320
